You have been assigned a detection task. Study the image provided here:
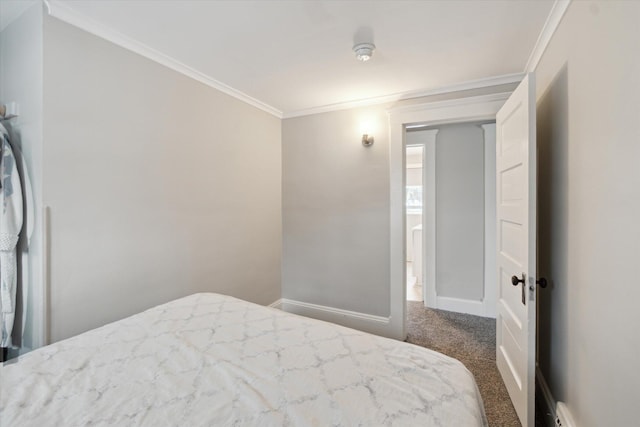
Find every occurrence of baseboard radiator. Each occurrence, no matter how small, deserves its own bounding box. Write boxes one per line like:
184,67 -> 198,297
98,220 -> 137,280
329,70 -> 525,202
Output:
555,402 -> 576,427
537,366 -> 577,427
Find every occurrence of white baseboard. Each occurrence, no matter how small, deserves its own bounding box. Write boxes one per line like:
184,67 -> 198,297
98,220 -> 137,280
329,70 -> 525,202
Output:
277,298 -> 393,338
267,299 -> 282,309
435,296 -> 495,318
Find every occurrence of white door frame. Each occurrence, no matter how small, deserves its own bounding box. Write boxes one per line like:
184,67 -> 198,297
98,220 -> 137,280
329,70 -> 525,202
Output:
387,92 -> 511,340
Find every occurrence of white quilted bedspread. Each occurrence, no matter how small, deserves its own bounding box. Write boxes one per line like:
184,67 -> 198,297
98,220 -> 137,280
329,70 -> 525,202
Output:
1,293 -> 487,426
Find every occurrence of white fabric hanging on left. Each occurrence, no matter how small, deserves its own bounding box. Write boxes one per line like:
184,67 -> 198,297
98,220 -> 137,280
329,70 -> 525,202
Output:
0,123 -> 23,348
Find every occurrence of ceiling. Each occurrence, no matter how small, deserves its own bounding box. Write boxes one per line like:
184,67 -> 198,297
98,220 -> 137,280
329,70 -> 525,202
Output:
18,1 -> 557,117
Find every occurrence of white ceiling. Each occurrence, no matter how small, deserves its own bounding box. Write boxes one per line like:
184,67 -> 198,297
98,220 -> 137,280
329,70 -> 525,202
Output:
45,1 -> 555,117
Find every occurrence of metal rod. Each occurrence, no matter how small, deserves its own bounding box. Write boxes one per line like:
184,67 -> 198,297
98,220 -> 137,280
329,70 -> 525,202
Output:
42,206 -> 51,346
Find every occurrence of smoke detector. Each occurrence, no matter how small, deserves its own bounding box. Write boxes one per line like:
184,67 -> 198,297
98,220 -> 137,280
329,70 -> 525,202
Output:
353,42 -> 376,62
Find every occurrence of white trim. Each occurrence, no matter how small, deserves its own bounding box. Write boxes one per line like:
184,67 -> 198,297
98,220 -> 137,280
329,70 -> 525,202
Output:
388,92 -> 511,340
435,297 -> 486,317
45,0 -> 283,119
42,206 -> 51,346
424,136 -> 437,310
525,0 -> 572,72
278,298 -> 392,338
482,123 -> 497,318
267,299 -> 282,309
284,74 -> 523,119
389,92 -> 512,117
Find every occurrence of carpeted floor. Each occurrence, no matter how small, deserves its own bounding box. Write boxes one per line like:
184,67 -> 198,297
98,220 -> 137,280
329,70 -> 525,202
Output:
405,301 -> 521,427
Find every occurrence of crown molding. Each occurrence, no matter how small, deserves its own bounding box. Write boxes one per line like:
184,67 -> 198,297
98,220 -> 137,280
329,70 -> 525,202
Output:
45,0 -> 284,118
388,92 -> 512,117
44,0 -> 566,120
525,0 -> 572,72
282,73 -> 524,119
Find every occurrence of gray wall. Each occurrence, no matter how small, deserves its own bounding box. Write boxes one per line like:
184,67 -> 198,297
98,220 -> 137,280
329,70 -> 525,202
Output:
535,1 -> 640,426
435,124 -> 485,300
43,16 -> 282,342
281,85 -> 515,322
282,107 -> 390,316
0,2 -> 44,353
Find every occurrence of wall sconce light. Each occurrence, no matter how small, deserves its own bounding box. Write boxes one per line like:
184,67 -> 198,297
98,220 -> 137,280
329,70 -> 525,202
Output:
362,134 -> 374,147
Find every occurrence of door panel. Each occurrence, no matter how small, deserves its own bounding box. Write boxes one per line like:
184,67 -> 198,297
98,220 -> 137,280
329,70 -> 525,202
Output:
501,165 -> 525,202
496,73 -> 537,427
500,220 -> 524,266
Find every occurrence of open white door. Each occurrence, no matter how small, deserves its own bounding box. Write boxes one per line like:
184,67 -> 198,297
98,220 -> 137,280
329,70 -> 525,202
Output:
496,73 -> 537,427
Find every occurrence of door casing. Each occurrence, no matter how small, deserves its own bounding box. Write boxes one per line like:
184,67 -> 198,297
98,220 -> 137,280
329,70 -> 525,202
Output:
388,92 -> 511,340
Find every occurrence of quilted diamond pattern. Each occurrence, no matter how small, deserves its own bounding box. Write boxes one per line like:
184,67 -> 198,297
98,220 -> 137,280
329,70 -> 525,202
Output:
0,293 -> 487,426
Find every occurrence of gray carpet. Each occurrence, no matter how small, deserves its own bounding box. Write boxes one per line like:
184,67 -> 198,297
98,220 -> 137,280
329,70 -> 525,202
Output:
405,301 -> 521,427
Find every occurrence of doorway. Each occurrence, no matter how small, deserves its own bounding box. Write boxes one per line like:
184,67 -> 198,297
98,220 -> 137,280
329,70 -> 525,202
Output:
390,82 -> 537,426
405,144 -> 424,303
387,92 -> 510,341
404,128 -> 437,307
403,123 -> 496,319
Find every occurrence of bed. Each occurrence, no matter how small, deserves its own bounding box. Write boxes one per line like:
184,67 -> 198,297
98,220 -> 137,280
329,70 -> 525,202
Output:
1,293 -> 487,426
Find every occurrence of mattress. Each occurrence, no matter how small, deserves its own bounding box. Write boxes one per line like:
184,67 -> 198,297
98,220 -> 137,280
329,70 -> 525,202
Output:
1,293 -> 487,426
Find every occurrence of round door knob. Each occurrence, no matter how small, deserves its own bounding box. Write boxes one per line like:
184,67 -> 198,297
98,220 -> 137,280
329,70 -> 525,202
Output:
511,275 -> 525,286
537,277 -> 548,288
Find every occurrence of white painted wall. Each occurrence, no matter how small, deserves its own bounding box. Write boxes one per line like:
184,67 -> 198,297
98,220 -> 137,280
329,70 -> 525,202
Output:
535,2 -> 640,426
0,2 -> 44,353
42,16 -> 282,342
435,124 -> 485,301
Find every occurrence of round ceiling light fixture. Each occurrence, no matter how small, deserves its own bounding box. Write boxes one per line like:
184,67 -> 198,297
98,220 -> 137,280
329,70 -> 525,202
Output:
353,42 -> 376,62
